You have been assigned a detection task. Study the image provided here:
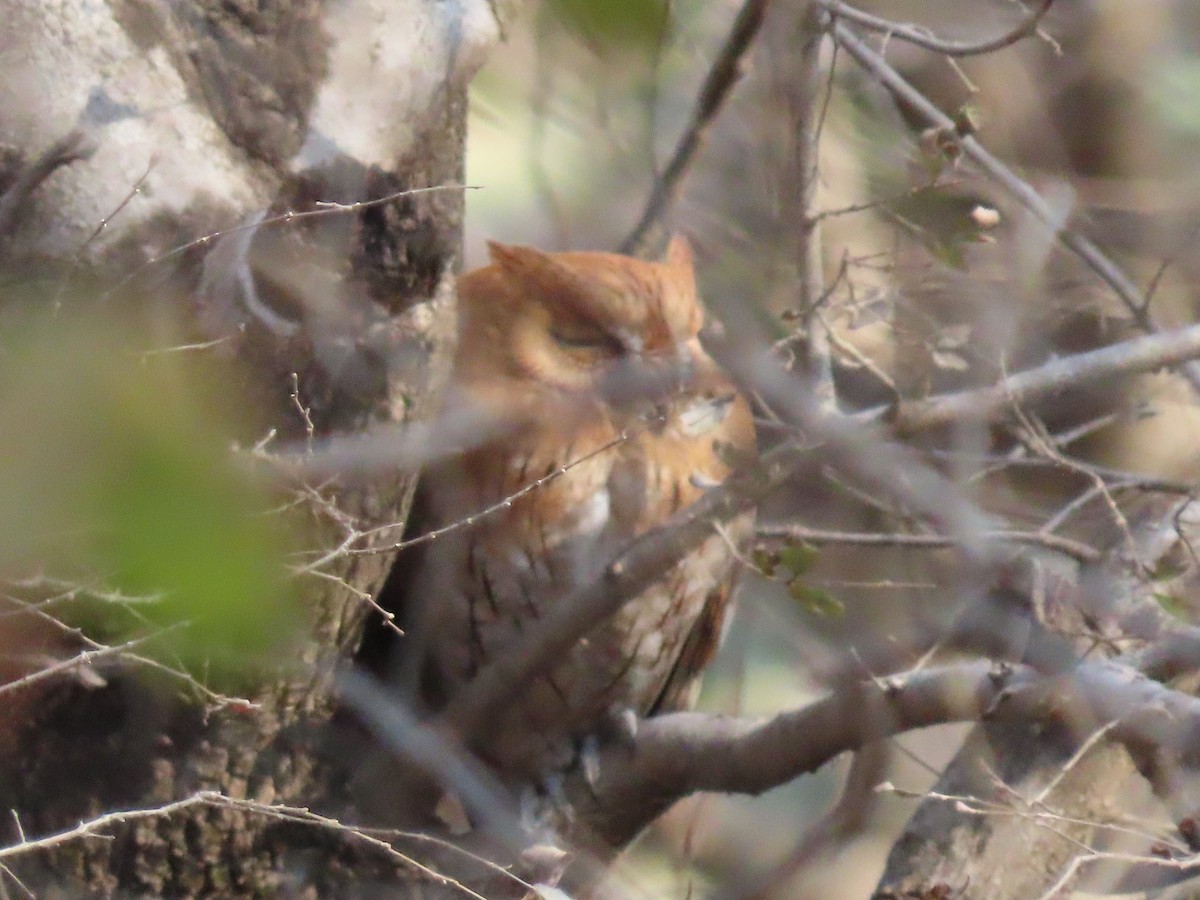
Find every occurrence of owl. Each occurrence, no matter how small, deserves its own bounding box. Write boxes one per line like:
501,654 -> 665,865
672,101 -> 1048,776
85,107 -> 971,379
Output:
377,236 -> 755,782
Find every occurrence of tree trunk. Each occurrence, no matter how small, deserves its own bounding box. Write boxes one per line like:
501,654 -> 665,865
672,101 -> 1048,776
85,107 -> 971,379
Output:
0,1 -> 513,894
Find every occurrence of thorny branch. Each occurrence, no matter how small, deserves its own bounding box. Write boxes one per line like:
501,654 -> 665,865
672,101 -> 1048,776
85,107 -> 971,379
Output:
12,4 -> 1200,895
874,781 -> 1189,900
330,311 -> 1200,773
0,581 -> 256,711
262,9 -> 1200,878
0,789 -> 524,900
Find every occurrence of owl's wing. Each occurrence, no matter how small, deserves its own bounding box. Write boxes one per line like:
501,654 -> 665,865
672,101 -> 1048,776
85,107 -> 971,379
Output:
605,411 -> 752,718
650,490 -> 755,719
648,583 -> 734,715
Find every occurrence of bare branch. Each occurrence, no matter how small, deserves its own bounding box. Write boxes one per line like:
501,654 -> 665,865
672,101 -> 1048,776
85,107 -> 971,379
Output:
875,321 -> 1200,433
100,184 -> 479,302
716,341 -> 1000,568
0,790 -> 513,900
0,793 -> 213,862
0,628 -> 183,699
582,644 -> 1200,844
820,0 -> 1056,58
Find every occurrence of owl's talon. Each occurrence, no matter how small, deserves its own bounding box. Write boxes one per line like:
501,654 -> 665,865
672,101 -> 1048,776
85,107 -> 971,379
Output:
581,734 -> 602,788
519,778 -> 575,837
597,706 -> 639,746
516,844 -> 572,891
542,772 -> 575,826
616,708 -> 639,743
518,782 -> 540,830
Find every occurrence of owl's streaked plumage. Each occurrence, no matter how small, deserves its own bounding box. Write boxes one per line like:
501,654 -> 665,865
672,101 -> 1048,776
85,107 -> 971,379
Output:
378,237 -> 755,780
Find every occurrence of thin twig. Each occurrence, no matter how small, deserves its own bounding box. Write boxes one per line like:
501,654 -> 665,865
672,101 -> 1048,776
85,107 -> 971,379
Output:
1010,405 -> 1139,563
818,307 -> 900,399
345,432 -> 632,558
0,589 -> 258,711
290,372 -> 315,452
52,155 -> 156,308
0,794 -> 212,861
0,790 -> 513,900
138,337 -> 233,358
1032,720 -> 1121,806
100,184 -> 480,301
0,628 -> 184,698
756,523 -> 1101,563
619,0 -> 774,254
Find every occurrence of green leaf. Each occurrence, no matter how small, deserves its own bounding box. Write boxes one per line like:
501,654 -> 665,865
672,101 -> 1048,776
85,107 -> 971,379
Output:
751,548 -> 779,578
788,580 -> 844,617
1154,591 -> 1188,620
777,543 -> 819,579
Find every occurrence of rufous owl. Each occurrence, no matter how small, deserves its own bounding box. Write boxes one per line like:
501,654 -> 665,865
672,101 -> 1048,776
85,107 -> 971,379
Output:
377,236 -> 755,781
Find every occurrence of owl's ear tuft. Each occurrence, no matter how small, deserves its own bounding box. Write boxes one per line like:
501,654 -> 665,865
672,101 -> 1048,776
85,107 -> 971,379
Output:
663,235 -> 694,272
488,242 -> 558,275
487,241 -> 590,300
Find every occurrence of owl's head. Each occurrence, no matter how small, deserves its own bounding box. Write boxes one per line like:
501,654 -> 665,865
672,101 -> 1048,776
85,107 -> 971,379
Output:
457,236 -> 712,400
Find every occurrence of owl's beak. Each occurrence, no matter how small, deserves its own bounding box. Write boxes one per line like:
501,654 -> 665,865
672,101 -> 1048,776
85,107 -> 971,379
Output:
670,341 -> 698,391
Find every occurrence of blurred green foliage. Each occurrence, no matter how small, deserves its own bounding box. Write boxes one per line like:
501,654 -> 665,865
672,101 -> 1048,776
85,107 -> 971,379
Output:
0,311 -> 300,683
1149,54 -> 1200,139
543,0 -> 671,52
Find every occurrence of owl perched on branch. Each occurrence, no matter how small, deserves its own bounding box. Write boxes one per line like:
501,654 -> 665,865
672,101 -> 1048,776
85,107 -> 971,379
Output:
375,236 -> 755,782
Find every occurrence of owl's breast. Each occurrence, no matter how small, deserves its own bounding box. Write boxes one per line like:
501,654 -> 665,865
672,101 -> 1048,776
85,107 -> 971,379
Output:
410,396 -> 751,778
417,425 -> 623,653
